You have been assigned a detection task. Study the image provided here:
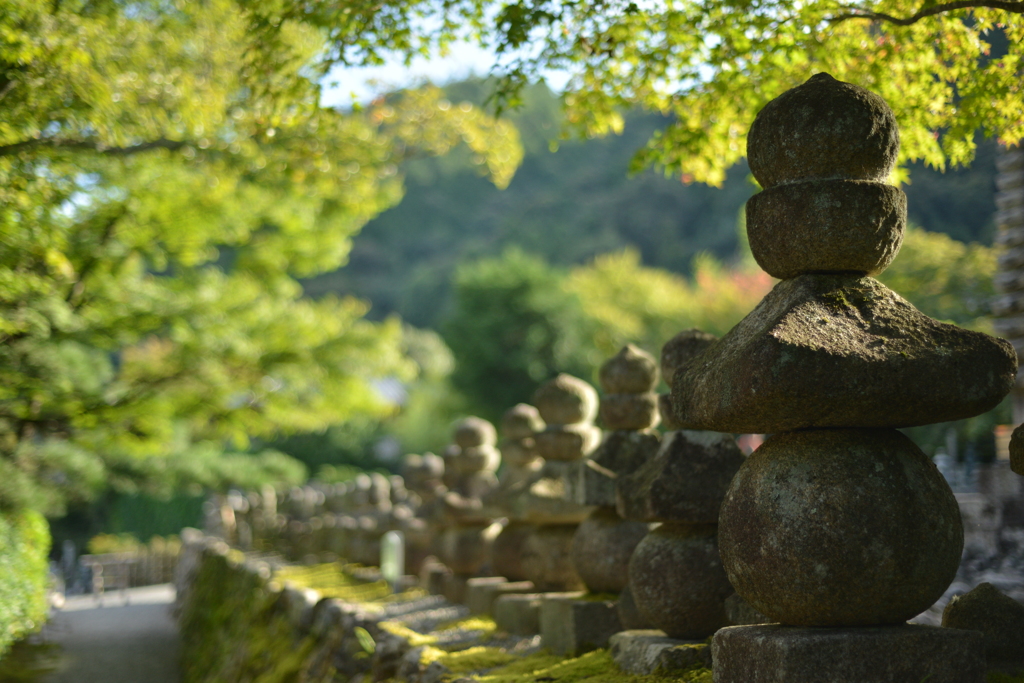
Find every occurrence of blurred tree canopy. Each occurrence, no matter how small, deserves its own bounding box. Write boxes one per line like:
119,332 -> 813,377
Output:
0,0 -> 521,514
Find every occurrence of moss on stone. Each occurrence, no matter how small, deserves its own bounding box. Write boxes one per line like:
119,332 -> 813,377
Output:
379,621 -> 437,647
434,646 -> 518,675
437,615 -> 498,636
475,648 -> 711,683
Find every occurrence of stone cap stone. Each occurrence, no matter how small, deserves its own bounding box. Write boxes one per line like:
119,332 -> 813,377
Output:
599,344 -> 659,394
747,72 -> 899,189
454,416 -> 497,448
534,373 -> 599,425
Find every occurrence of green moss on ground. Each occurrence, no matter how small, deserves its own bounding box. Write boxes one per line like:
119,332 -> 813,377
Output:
473,649 -> 712,683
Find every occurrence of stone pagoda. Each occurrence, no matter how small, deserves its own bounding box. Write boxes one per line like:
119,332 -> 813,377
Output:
517,373 -> 601,591
488,403 -> 546,583
674,73 -> 1016,682
615,331 -> 744,639
569,345 -> 659,595
437,417 -> 502,602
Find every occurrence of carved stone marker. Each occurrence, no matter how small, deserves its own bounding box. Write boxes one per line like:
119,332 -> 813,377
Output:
683,72 -> 1016,682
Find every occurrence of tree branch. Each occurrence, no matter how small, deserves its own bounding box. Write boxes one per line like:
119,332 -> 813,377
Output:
830,0 -> 1024,25
0,137 -> 187,157
66,206 -> 127,310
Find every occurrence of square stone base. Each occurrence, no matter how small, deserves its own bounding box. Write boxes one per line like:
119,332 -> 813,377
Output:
494,593 -> 545,636
610,630 -> 711,675
442,573 -> 470,604
712,624 -> 985,683
540,595 -> 622,656
466,578 -> 535,615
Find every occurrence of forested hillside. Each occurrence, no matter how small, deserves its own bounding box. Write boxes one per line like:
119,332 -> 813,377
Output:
303,78 -> 999,329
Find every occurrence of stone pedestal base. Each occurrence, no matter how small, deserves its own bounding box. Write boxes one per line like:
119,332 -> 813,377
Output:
466,578 -> 535,615
540,595 -> 622,656
610,630 -> 711,675
442,573 -> 470,604
494,593 -> 545,635
712,624 -> 985,683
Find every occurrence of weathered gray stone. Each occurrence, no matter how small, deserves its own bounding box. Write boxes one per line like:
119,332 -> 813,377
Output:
628,522 -> 732,639
466,578 -> 536,616
570,458 -> 617,507
1010,423 -> 1024,476
465,576 -> 511,614
616,430 -> 744,524
725,592 -> 770,626
540,594 -> 622,655
616,583 -> 652,630
712,624 -> 985,683
521,523 -> 585,591
719,428 -> 963,627
660,329 -> 717,390
610,630 -> 677,675
747,72 -> 900,190
442,572 -> 470,604
501,403 -> 544,441
599,393 -> 659,431
599,344 -> 659,394
493,593 -> 547,635
590,430 -> 661,480
942,582 -> 1024,664
438,522 -> 500,575
535,424 -> 601,461
658,641 -> 712,673
454,416 -> 497,448
572,431 -> 660,507
673,274 -> 1016,432
490,521 -> 533,581
610,630 -> 711,675
569,507 -> 651,593
747,179 -> 905,279
657,393 -> 683,430
534,373 -> 599,426
421,561 -> 450,596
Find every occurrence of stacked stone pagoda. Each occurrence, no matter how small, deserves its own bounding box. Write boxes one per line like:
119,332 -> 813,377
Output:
515,373 -> 600,591
400,452 -> 447,573
673,73 -> 1016,682
488,403 -> 546,582
569,345 -> 659,595
437,417 -> 502,601
615,332 -> 744,639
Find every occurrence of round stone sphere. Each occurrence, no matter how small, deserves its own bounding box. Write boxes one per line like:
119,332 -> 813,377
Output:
491,521 -> 534,581
502,403 -> 545,441
747,72 -> 900,189
599,344 -> 659,394
534,373 -> 599,425
570,507 -> 652,593
629,522 -> 733,639
746,179 -> 906,279
719,428 -> 963,627
521,523 -> 585,591
454,416 -> 497,448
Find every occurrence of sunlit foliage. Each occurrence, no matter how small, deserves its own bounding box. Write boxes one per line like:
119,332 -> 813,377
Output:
0,0 -> 521,513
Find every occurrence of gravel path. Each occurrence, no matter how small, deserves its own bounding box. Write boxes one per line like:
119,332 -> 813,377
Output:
41,584 -> 180,683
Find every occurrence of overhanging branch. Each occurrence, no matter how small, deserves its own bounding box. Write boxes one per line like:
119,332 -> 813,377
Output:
0,137 -> 187,157
830,0 -> 1024,25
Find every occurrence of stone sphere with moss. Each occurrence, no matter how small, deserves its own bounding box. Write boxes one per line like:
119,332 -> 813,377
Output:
719,428 -> 963,627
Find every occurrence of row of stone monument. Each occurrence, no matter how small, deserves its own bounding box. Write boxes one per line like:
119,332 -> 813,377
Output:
206,73 -> 1024,682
